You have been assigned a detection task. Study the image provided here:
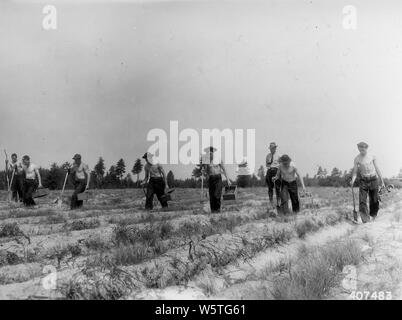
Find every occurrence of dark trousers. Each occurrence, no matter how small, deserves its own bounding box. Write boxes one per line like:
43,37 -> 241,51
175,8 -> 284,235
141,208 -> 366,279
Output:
279,180 -> 300,214
71,179 -> 86,210
359,176 -> 379,222
208,174 -> 223,213
265,168 -> 280,205
145,177 -> 168,210
11,175 -> 24,202
23,179 -> 37,206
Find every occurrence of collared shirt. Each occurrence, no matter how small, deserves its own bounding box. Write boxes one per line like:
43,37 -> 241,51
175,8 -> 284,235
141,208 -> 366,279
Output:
8,160 -> 24,174
22,163 -> 38,180
72,163 -> 90,180
354,154 -> 377,178
266,151 -> 281,169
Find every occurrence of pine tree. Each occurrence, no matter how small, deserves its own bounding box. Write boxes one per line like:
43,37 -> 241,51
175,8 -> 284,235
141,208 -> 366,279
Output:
115,159 -> 126,181
45,163 -> 63,190
93,157 -> 106,188
131,158 -> 143,184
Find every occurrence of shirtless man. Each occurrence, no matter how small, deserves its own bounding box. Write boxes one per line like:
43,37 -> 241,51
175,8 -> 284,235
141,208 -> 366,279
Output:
265,142 -> 281,209
203,146 -> 231,213
141,152 -> 168,210
6,153 -> 24,202
69,154 -> 90,210
350,142 -> 385,223
273,154 -> 305,214
21,155 -> 43,207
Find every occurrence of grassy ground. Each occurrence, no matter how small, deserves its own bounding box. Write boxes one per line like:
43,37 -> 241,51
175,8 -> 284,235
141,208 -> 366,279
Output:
0,187 -> 400,300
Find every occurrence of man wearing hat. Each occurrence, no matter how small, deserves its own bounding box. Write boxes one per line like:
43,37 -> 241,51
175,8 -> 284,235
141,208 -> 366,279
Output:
273,154 -> 305,214
21,155 -> 43,207
350,142 -> 385,223
202,146 -> 231,213
6,153 -> 24,202
69,154 -> 90,210
265,142 -> 281,209
141,152 -> 169,210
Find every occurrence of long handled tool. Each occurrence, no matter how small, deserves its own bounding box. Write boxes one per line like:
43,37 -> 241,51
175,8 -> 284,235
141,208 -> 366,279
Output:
351,185 -> 358,223
7,169 -> 15,203
55,171 -> 69,208
200,169 -> 204,203
4,150 -> 10,191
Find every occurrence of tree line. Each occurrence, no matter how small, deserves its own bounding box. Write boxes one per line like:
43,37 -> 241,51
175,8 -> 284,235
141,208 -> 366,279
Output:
0,158 -> 387,190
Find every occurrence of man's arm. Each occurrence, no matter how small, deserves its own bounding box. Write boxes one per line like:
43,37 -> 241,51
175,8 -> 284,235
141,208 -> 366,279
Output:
373,158 -> 385,188
158,165 -> 168,188
266,154 -> 270,169
142,166 -> 149,185
295,167 -> 306,190
84,165 -> 91,190
351,159 -> 358,186
35,166 -> 43,187
220,163 -> 231,185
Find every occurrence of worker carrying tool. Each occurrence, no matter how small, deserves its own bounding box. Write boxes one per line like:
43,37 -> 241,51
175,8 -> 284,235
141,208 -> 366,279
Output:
6,153 -> 24,202
202,146 -> 231,213
21,155 -> 43,207
141,152 -> 169,210
69,154 -> 91,210
273,154 -> 306,214
265,142 -> 281,210
350,142 -> 385,223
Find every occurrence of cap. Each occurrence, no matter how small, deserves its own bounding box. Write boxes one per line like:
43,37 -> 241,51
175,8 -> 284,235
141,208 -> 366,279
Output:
357,142 -> 369,148
269,142 -> 278,148
22,155 -> 30,161
142,152 -> 153,160
72,154 -> 82,160
279,154 -> 291,163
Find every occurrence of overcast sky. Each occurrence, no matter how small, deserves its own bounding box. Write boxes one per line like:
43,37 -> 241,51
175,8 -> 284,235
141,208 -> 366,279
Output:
1,0 -> 402,179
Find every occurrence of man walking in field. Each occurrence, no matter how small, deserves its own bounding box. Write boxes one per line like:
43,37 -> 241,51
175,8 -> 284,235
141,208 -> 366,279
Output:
350,142 -> 385,223
21,155 -> 43,207
6,153 -> 24,202
203,146 -> 231,213
69,154 -> 90,210
265,142 -> 281,209
141,152 -> 169,210
273,154 -> 306,214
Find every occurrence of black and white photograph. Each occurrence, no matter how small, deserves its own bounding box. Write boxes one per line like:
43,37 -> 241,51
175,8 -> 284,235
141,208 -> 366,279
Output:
1,0 -> 402,307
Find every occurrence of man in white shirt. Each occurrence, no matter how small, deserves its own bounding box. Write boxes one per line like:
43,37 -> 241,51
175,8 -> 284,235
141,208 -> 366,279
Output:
6,153 -> 24,202
69,154 -> 90,210
21,155 -> 43,206
350,142 -> 385,223
265,142 -> 281,209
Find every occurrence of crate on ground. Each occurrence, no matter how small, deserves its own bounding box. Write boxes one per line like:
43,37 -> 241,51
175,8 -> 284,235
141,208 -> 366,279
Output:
33,188 -> 50,198
223,185 -> 237,201
161,188 -> 175,202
